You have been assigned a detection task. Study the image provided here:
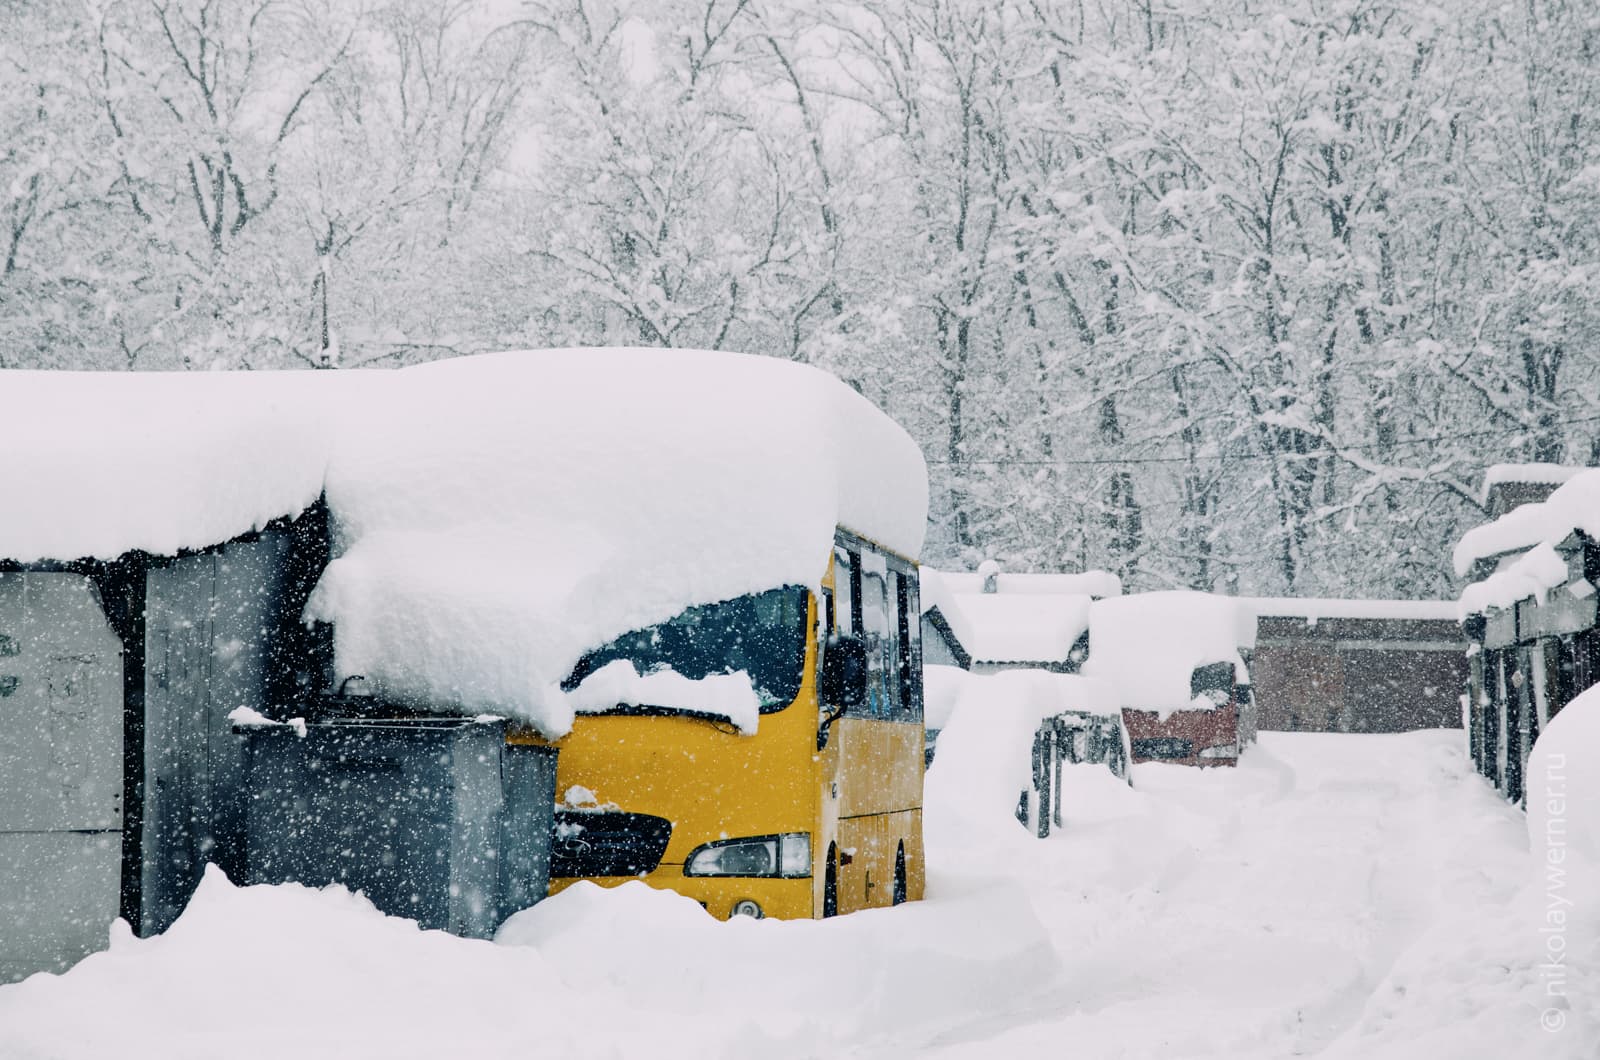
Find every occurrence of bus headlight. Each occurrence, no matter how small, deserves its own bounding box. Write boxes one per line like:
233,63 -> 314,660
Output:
684,833 -> 811,878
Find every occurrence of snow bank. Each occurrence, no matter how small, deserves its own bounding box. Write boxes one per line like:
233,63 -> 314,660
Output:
0,369 -> 348,563
1246,597 -> 1459,622
308,349 -> 926,735
1453,467 -> 1600,577
1528,685 -> 1600,873
1081,591 -> 1253,715
924,669 -> 1121,843
0,866 -> 601,1060
0,866 -> 1060,1060
923,663 -> 971,731
496,879 -> 1060,1052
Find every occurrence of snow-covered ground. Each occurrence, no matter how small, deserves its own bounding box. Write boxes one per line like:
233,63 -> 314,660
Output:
1,732 -> 1590,1059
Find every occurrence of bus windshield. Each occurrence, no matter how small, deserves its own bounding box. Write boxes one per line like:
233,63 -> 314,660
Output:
564,586 -> 808,712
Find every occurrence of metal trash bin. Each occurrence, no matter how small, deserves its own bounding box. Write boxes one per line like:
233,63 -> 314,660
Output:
240,714 -> 556,938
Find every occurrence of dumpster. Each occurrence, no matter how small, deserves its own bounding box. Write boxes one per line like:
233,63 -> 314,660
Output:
240,713 -> 557,938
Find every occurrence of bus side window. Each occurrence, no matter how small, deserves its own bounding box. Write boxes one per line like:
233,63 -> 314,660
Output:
894,569 -> 921,721
834,547 -> 860,637
861,553 -> 896,719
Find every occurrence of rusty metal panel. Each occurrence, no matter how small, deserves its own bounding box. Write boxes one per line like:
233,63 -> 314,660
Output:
0,572 -> 124,984
1251,644 -> 1345,732
1340,648 -> 1467,733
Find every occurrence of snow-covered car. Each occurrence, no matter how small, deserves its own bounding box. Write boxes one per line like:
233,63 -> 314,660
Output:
1081,592 -> 1257,767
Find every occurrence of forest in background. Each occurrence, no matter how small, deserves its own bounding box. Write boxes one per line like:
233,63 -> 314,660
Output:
3,0 -> 1598,597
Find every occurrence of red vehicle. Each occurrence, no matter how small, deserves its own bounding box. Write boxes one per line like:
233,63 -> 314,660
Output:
1119,660 -> 1256,767
1081,592 -> 1257,768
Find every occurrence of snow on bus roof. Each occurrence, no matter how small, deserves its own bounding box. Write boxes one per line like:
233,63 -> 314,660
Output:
2,349 -> 927,737
306,348 -> 928,736
1080,592 -> 1253,716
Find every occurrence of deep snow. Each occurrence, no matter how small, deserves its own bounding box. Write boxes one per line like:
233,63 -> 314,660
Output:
308,349 -> 928,735
0,730 -> 1586,1060
1,350 -> 928,737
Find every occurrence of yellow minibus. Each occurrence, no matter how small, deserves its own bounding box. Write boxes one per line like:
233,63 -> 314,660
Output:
510,529 -> 925,920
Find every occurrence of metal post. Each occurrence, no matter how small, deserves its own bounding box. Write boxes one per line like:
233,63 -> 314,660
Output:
1031,725 -> 1051,839
1052,721 -> 1064,829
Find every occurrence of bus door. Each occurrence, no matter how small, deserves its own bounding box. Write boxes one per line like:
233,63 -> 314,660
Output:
828,540 -> 924,914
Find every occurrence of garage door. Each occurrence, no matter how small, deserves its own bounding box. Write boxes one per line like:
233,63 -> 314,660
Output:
0,572 -> 124,983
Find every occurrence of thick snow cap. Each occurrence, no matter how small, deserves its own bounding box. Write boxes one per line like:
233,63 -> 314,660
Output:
920,567 -> 1115,666
1453,468 -> 1600,578
0,369 -> 344,563
1455,468 -> 1600,616
1478,462 -> 1587,507
1081,592 -> 1254,716
1458,543 -> 1571,618
306,349 -> 928,736
0,350 -> 926,738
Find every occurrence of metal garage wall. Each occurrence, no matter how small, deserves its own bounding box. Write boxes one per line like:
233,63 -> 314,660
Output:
0,573 -> 124,983
139,527 -> 326,935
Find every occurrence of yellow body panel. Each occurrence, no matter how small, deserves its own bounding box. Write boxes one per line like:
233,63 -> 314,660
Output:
836,809 -> 924,913
836,717 -> 925,817
833,717 -> 925,913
